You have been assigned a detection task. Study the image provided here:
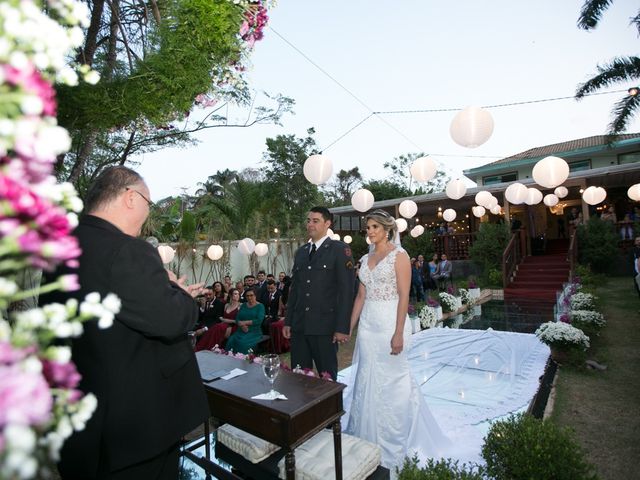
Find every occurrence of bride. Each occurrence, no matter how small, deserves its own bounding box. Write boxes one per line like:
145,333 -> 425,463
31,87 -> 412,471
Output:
346,209 -> 451,473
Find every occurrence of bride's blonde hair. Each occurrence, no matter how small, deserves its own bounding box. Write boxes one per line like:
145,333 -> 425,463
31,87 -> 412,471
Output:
365,209 -> 398,241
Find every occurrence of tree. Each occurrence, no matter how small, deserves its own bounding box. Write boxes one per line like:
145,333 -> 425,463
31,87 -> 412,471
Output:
468,222 -> 510,280
361,179 -> 412,201
323,167 -> 363,206
575,1 -> 640,134
402,231 -> 435,261
577,217 -> 619,273
381,152 -> 449,198
195,169 -> 238,199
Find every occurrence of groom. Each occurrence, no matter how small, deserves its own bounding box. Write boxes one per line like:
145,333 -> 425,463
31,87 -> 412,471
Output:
283,206 -> 355,379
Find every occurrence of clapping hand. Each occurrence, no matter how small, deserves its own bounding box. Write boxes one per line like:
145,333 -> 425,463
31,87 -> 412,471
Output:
166,270 -> 204,298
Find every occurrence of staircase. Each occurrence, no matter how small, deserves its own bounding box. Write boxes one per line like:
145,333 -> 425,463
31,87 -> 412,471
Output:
504,239 -> 570,303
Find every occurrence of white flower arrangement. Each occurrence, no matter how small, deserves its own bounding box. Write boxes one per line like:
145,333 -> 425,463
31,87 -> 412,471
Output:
570,309 -> 606,328
438,292 -> 462,313
535,321 -> 590,351
418,305 -> 439,329
458,288 -> 476,306
570,292 -> 597,311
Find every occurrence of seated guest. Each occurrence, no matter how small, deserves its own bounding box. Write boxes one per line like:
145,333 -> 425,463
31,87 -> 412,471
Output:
196,288 -> 241,351
240,274 -> 256,302
223,275 -> 233,292
226,288 -> 265,354
212,280 -> 228,303
410,259 -> 424,302
262,280 -> 282,334
432,253 -> 452,289
197,287 -> 218,330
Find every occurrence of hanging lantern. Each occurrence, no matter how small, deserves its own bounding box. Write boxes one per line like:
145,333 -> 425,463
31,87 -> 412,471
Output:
475,190 -> 492,208
303,154 -> 333,185
486,196 -> 498,209
237,237 -> 255,255
351,188 -> 375,212
449,106 -> 494,148
410,156 -> 437,182
413,225 -> 425,236
445,178 -> 467,200
490,204 -> 502,215
583,186 -> 607,205
395,218 -> 408,233
254,243 -> 269,257
525,188 -> 543,205
206,244 -> 224,261
543,194 -> 559,207
628,183 -> 640,201
331,234 -> 341,241
532,156 -> 569,188
504,182 -> 528,205
398,200 -> 418,219
157,245 -> 175,264
472,206 -> 486,218
343,235 -> 353,244
443,208 -> 456,222
410,227 -> 420,238
554,186 -> 568,199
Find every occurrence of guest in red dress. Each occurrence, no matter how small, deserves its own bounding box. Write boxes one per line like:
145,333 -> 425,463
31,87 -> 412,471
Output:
196,288 -> 241,351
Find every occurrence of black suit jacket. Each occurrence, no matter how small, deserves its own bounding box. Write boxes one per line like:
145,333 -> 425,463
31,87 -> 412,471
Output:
42,215 -> 208,476
263,290 -> 282,318
285,239 -> 355,335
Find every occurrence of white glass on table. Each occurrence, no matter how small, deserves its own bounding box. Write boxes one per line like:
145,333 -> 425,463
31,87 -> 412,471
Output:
262,353 -> 280,397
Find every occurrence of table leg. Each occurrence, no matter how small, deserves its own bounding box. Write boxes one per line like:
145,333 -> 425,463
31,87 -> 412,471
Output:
204,420 -> 211,461
332,420 -> 343,480
285,449 -> 296,480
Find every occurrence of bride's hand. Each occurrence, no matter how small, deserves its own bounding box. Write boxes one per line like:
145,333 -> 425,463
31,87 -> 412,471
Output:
390,332 -> 403,355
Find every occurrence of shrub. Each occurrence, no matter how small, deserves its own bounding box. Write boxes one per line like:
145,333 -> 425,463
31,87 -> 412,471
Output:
487,268 -> 502,287
469,223 -> 510,276
397,455 -> 486,480
482,413 -> 599,480
577,217 -> 619,273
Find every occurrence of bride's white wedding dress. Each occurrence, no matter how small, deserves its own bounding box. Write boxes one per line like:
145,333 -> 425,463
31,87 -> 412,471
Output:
346,247 -> 452,472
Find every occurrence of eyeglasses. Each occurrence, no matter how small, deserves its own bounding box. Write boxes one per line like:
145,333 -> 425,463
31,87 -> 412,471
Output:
126,187 -> 154,208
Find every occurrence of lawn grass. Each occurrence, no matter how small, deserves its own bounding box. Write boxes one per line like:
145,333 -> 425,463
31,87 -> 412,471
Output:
550,276 -> 640,480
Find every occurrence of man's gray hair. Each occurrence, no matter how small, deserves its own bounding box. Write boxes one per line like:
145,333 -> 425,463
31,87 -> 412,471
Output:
83,166 -> 145,213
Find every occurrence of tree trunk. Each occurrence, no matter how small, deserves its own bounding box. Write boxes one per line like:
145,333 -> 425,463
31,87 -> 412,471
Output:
77,0 -> 105,66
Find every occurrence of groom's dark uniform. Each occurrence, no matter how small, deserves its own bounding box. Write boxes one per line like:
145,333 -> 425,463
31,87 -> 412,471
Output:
285,238 -> 355,379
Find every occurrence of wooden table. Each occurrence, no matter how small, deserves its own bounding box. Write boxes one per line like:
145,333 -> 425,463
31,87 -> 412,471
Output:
189,351 -> 346,480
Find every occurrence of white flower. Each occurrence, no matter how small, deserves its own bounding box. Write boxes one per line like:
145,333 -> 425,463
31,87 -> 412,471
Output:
97,313 -> 113,329
56,416 -> 73,440
57,65 -> 78,86
66,212 -> 79,228
21,355 -> 43,374
571,310 -> 606,328
0,118 -> 15,136
4,450 -> 37,480
418,306 -> 438,329
84,70 -> 100,85
4,424 -> 36,452
43,303 -> 68,325
45,345 -> 72,363
54,322 -> 73,338
36,124 -> 72,158
0,277 -> 19,296
67,26 -> 84,47
8,50 -> 28,69
15,308 -> 46,328
102,293 -> 121,314
0,318 -> 11,340
44,431 -> 64,460
84,292 -> 101,304
535,321 -> 590,350
570,292 -> 596,311
20,95 -> 44,116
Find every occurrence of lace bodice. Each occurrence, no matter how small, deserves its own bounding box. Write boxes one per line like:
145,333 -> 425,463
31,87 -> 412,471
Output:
359,247 -> 405,301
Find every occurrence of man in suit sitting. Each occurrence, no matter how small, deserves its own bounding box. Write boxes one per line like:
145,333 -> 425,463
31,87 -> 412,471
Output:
432,253 -> 453,290
261,279 -> 282,334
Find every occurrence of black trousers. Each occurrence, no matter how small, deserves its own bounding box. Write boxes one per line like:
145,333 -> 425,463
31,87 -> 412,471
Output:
95,442 -> 179,480
290,334 -> 338,380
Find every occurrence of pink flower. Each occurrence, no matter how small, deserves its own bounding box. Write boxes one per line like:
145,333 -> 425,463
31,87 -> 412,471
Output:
239,21 -> 250,36
42,359 -> 81,390
2,64 -> 57,117
0,363 -> 53,428
58,274 -> 79,292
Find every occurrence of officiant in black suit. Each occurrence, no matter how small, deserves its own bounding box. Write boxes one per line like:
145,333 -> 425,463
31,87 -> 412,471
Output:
283,206 -> 355,379
41,166 -> 208,480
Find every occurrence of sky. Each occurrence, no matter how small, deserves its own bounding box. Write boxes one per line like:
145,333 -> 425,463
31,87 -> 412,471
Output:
135,0 -> 640,201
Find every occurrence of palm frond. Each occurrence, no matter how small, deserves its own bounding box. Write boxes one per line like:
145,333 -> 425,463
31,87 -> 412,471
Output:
631,9 -> 640,35
607,92 -> 640,135
576,56 -> 640,98
577,0 -> 614,30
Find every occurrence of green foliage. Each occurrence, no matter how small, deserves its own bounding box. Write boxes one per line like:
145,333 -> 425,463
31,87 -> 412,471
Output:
576,217 -> 619,273
403,230 -> 435,260
468,223 -> 510,276
362,179 -> 412,201
482,413 -> 599,480
397,454 -> 486,480
487,269 -> 502,288
348,233 -> 369,263
323,167 -> 363,207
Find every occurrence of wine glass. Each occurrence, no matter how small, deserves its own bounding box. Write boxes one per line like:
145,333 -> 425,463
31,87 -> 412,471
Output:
262,354 -> 280,396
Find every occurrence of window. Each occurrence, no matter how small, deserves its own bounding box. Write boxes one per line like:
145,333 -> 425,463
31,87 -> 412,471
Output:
568,159 -> 591,172
482,172 -> 517,185
618,152 -> 640,165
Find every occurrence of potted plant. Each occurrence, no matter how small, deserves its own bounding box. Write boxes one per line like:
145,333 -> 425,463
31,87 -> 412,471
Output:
535,321 -> 590,364
467,277 -> 481,301
570,310 -> 606,337
418,304 -> 439,330
570,292 -> 597,311
438,292 -> 462,314
426,297 -> 443,320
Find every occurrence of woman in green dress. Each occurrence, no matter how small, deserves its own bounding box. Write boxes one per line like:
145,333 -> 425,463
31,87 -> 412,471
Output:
226,288 -> 265,354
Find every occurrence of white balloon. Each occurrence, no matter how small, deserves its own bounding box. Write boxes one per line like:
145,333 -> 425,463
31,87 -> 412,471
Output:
543,194 -> 559,207
398,200 -> 418,219
475,190 -> 492,208
410,156 -> 437,182
237,237 -> 255,255
532,156 -> 569,188
351,188 -> 375,212
472,206 -> 486,218
450,106 -> 494,148
206,244 -> 224,260
490,204 -> 502,215
443,208 -> 456,222
445,179 -> 467,200
554,186 -> 568,199
343,235 -> 353,244
254,243 -> 269,257
504,182 -> 528,205
395,218 -> 408,233
525,188 -> 543,205
628,183 -> 640,201
157,245 -> 175,264
303,154 -> 333,185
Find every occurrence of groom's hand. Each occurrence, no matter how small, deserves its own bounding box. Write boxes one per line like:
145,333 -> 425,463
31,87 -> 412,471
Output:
333,332 -> 350,344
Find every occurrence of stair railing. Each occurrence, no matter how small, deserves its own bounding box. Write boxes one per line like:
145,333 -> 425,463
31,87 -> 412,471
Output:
502,228 -> 524,288
567,230 -> 578,282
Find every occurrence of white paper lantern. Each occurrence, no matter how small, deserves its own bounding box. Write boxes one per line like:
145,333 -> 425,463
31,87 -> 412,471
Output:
475,190 -> 492,208
398,200 -> 418,219
303,154 -> 333,185
443,208 -> 456,222
486,196 -> 498,209
525,188 -> 543,205
449,106 -> 494,148
490,204 -> 502,215
238,237 -> 255,255
554,186 -> 568,199
445,179 -> 467,200
327,228 -> 334,237
395,218 -> 408,233
532,156 -> 569,188
331,234 -> 341,241
410,156 -> 437,182
504,182 -> 528,205
582,186 -> 607,205
628,183 -> 640,201
351,188 -> 375,212
410,227 -> 420,238
206,244 -> 224,260
254,242 -> 269,257
472,206 -> 486,218
157,245 -> 175,264
543,194 -> 559,207
343,235 -> 353,244
413,225 -> 425,236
